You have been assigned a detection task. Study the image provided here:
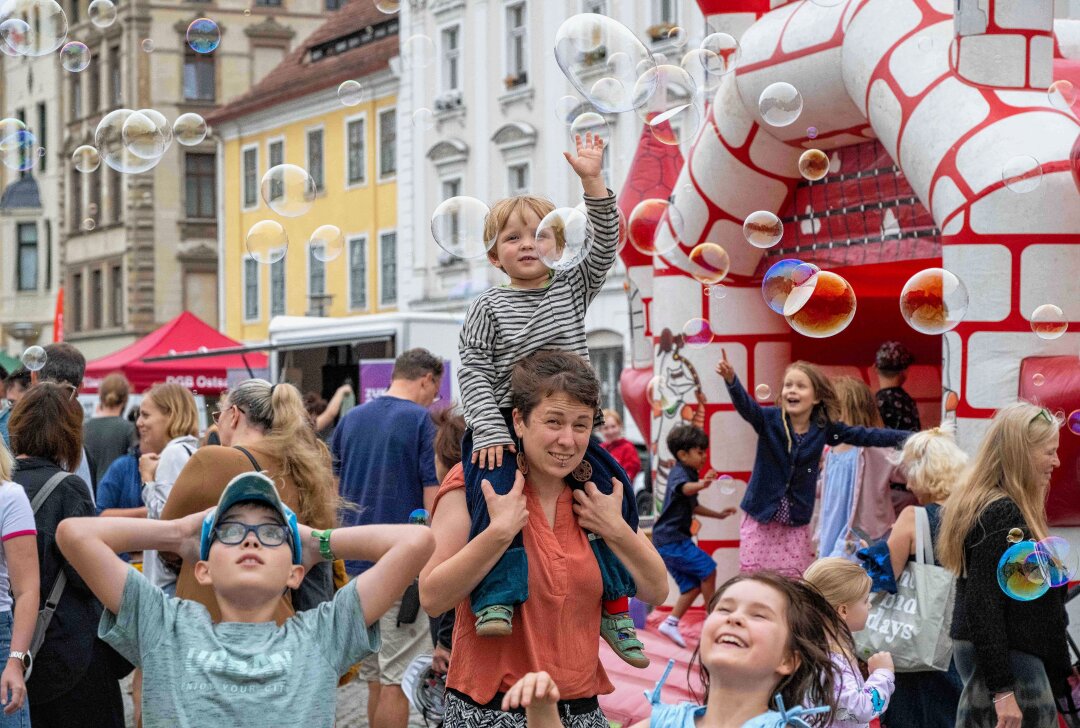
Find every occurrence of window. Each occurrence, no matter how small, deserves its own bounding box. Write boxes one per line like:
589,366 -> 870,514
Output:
243,257 -> 259,321
377,108 -> 396,178
69,0 -> 79,22
44,221 -> 52,290
70,75 -> 82,120
36,103 -> 46,172
505,2 -> 527,83
185,153 -> 215,218
379,231 -> 397,306
589,344 -> 625,417
255,0 -> 282,5
306,128 -> 324,192
72,273 -> 83,332
91,268 -> 103,329
583,0 -> 606,13
70,171 -> 82,230
270,256 -> 286,317
654,0 -> 677,24
16,223 -> 37,292
348,236 -> 367,309
267,139 -> 283,200
110,264 -> 123,327
508,162 -> 529,195
87,53 -> 100,112
308,244 -> 326,315
346,117 -> 365,185
109,44 -> 121,106
183,47 -> 215,102
441,26 -> 460,92
88,169 -> 101,224
325,0 -> 342,8
110,166 -> 123,222
242,146 -> 258,208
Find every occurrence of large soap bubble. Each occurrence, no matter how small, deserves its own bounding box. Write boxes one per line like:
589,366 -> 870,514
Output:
173,113 -> 207,146
20,345 -> 46,371
186,18 -> 220,54
87,0 -> 115,28
628,198 -> 682,256
431,196 -> 494,260
899,268 -> 969,335
688,243 -> 730,284
758,82 -> 803,127
72,144 -> 100,172
0,0 -> 68,57
60,40 -> 90,71
633,64 -> 702,146
1030,304 -> 1067,340
761,259 -> 819,315
743,210 -> 783,248
95,109 -> 164,174
0,128 -> 36,172
997,540 -> 1051,601
245,220 -> 288,264
784,270 -> 857,338
554,14 -> 656,114
260,164 -> 316,217
535,207 -> 593,272
309,224 -> 344,263
122,109 -> 173,159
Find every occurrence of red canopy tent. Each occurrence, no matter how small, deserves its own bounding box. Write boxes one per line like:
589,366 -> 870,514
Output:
82,312 -> 268,395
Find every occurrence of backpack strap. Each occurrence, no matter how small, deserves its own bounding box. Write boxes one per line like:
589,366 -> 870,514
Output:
27,470 -> 73,678
30,471 -> 70,513
233,446 -> 262,473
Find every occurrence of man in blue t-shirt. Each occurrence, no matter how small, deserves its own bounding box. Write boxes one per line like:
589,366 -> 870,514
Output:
331,348 -> 442,728
652,424 -> 737,648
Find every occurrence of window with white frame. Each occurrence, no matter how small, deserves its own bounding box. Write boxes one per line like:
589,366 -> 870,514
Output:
441,25 -> 461,93
348,235 -> 367,309
654,0 -> 678,24
307,128 -> 325,192
243,256 -> 259,321
346,117 -> 365,186
242,146 -> 258,208
378,108 -> 396,178
308,244 -> 326,298
270,255 -> 286,317
507,162 -> 529,195
17,223 -> 37,292
505,2 -> 527,85
439,177 -> 463,258
379,231 -> 397,306
268,139 -> 284,200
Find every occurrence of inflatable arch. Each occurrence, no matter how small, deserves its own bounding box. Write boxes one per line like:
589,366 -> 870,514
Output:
618,0 -> 1080,580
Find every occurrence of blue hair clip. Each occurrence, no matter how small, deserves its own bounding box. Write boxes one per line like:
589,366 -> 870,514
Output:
772,695 -> 829,728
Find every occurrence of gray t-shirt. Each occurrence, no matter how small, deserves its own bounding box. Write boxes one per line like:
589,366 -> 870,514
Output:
99,568 -> 380,728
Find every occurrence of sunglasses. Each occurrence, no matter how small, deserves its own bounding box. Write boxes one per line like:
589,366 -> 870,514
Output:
1031,409 -> 1054,425
212,404 -> 246,424
212,521 -> 288,549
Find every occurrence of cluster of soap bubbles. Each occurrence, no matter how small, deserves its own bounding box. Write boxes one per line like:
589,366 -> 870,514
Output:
68,110 -> 208,179
0,118 -> 39,172
998,536 -> 1076,601
760,259 -> 857,338
244,163 -> 339,266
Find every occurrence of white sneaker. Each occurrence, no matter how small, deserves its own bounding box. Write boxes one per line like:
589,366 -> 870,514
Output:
658,620 -> 686,648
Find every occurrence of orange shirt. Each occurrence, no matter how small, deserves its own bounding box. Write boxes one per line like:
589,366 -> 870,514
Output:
432,463 -> 613,704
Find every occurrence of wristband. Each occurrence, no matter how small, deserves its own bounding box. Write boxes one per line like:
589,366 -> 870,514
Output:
992,691 -> 1014,704
310,529 -> 336,561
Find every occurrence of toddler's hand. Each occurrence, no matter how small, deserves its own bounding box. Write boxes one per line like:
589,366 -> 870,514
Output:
472,443 -> 515,470
715,349 -> 735,384
501,671 -> 560,711
867,651 -> 894,673
563,133 -> 606,186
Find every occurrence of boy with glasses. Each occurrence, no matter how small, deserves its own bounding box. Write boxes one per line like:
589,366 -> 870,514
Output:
56,472 -> 434,727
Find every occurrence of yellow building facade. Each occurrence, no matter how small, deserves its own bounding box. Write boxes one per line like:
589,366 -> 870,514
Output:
209,6 -> 399,342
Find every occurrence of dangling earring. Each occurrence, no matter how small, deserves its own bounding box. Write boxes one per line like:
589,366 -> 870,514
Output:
515,450 -> 529,476
571,459 -> 593,483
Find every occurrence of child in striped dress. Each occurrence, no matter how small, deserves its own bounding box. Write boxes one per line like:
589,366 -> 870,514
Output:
458,133 -> 645,667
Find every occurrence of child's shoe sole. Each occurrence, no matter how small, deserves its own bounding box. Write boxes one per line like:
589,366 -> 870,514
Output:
601,610 -> 650,669
474,604 -> 513,637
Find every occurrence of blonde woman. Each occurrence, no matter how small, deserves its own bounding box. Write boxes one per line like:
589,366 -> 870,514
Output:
939,403 -> 1070,728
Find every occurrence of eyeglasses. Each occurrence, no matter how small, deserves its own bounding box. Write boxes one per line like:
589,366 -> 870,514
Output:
212,404 -> 246,424
212,521 -> 288,549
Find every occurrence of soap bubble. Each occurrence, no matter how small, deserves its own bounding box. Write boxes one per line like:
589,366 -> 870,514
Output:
0,129 -> 37,172
1001,155 -> 1042,193
309,224 -> 344,263
0,1 -> 68,57
1032,373 -> 1045,387
535,207 -> 593,272
95,109 -> 164,174
574,201 -> 627,252
60,40 -> 90,71
1037,537 -> 1076,588
245,220 -> 288,264
186,18 -> 220,54
408,508 -> 429,525
173,113 -> 207,146
554,14 -> 655,114
705,284 -> 726,299
1048,80 -> 1076,111
141,38 -> 153,52
899,268 -> 969,335
628,198 -> 682,256
680,49 -> 723,97
633,65 -> 702,146
588,76 -> 632,113
87,0 -> 115,28
758,82 -> 802,127
647,374 -> 674,411
411,108 -> 435,130
716,474 -> 736,495
20,346 -> 46,371
72,145 -> 100,172
807,126 -> 818,139
682,318 -> 714,349
82,217 -> 96,231
666,26 -> 687,48
260,164 -> 316,217
122,109 -> 172,159
569,111 -> 610,148
431,196 -> 494,260
1030,304 -> 1067,340
761,259 -> 820,315
555,95 -> 581,125
688,243 -> 730,285
755,384 -> 772,401
1069,410 -> 1080,436
699,32 -> 740,75
798,149 -> 829,181
997,540 -> 1051,601
743,210 -> 783,248
375,0 -> 400,12
1006,528 -> 1024,544
338,80 -> 365,106
401,34 -> 434,70
784,270 -> 857,338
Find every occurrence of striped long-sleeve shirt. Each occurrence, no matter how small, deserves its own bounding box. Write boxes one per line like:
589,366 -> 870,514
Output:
459,191 -> 620,450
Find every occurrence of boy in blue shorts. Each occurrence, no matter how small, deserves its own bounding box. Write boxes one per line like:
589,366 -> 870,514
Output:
56,472 -> 434,728
652,424 -> 736,648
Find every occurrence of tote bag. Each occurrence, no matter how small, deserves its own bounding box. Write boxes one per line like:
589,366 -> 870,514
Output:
854,507 -> 956,672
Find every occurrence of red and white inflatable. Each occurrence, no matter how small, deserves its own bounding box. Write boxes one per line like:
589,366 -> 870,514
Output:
619,0 -> 1080,585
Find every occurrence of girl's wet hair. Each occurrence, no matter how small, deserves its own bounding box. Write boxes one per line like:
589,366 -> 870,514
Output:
691,571 -> 844,723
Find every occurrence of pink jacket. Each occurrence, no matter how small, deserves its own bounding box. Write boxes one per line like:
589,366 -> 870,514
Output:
818,446 -> 906,542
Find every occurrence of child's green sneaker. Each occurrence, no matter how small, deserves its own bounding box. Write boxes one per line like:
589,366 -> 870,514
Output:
601,610 -> 649,668
475,604 -> 513,637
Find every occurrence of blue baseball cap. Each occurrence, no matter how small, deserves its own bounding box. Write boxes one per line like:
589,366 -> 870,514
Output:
199,472 -> 302,565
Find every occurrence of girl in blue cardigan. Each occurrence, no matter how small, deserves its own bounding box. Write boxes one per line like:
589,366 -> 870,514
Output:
715,351 -> 910,577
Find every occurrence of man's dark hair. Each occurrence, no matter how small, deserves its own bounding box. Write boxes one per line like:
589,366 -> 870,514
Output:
40,342 -> 86,388
391,348 -> 443,382
4,368 -> 31,391
667,424 -> 709,458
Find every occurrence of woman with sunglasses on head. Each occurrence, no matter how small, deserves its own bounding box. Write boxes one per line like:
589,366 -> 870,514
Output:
160,379 -> 341,622
9,382 -> 127,728
938,403 -> 1072,728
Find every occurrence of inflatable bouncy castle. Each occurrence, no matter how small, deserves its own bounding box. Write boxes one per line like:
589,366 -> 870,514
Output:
616,0 -> 1080,583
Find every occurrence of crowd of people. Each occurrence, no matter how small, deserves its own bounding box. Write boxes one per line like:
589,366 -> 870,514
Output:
0,132 -> 1071,728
